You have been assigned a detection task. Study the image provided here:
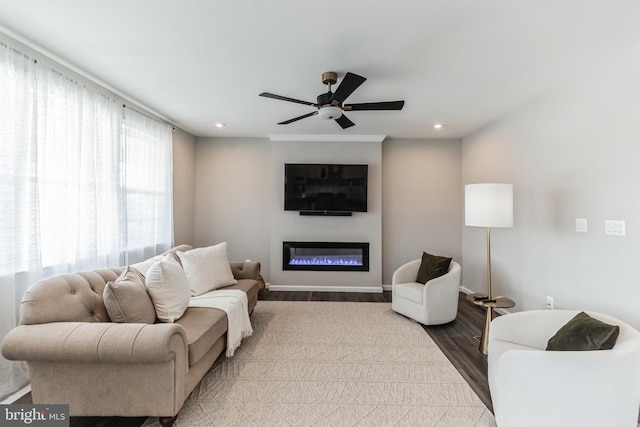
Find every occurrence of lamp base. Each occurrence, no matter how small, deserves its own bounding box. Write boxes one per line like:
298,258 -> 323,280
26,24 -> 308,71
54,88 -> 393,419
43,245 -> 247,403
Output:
467,293 -> 515,355
480,305 -> 493,355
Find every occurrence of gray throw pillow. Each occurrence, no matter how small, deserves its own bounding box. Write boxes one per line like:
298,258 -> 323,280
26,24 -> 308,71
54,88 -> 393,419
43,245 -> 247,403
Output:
416,252 -> 452,284
104,266 -> 157,323
546,311 -> 620,351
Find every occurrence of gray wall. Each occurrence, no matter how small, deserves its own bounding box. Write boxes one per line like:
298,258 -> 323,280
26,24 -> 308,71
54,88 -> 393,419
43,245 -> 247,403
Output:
382,139 -> 462,285
193,137 -> 271,271
462,45 -> 640,329
190,137 -> 463,287
172,128 -> 196,246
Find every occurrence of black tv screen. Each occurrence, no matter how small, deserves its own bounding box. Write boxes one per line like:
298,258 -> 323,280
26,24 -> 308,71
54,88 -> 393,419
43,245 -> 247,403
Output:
284,163 -> 368,212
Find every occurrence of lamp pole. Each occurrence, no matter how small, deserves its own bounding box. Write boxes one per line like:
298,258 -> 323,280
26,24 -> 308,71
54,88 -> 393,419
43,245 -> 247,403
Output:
464,183 -> 515,355
486,226 -> 492,300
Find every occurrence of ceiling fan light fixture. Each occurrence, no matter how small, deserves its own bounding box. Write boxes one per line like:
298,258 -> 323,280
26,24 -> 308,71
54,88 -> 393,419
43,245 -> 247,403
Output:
318,105 -> 343,120
259,72 -> 405,129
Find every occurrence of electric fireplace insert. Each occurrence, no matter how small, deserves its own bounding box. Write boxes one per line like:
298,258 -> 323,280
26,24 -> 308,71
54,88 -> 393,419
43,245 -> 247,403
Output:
282,241 -> 370,272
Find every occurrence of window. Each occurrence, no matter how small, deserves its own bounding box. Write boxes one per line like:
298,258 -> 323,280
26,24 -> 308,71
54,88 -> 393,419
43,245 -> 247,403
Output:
0,40 -> 173,401
123,107 -> 174,262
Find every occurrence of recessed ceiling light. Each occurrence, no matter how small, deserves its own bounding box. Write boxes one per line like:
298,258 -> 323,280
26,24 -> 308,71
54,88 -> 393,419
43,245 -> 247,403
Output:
434,123 -> 443,129
215,123 -> 226,128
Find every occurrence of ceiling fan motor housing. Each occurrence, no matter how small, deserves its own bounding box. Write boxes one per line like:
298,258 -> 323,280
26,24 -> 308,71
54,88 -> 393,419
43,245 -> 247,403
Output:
316,92 -> 332,105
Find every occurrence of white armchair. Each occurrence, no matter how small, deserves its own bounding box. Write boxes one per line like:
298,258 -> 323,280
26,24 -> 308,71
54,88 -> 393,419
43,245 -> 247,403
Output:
391,259 -> 461,325
488,310 -> 640,427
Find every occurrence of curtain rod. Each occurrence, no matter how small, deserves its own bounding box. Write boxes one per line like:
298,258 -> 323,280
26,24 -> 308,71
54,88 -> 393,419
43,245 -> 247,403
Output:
122,104 -> 175,130
0,28 -> 178,131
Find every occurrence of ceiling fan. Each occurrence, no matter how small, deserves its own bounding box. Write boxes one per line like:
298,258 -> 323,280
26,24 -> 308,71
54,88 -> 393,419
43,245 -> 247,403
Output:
259,71 -> 405,129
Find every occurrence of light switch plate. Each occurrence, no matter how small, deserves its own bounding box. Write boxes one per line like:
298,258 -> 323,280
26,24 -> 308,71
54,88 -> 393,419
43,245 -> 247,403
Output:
605,220 -> 625,236
576,218 -> 587,232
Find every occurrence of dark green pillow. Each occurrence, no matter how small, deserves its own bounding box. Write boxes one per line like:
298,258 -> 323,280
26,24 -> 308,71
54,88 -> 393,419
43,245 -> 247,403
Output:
546,311 -> 620,351
416,252 -> 452,284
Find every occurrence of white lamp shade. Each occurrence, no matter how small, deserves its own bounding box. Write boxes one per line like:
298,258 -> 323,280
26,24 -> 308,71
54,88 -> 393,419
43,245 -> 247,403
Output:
465,183 -> 513,228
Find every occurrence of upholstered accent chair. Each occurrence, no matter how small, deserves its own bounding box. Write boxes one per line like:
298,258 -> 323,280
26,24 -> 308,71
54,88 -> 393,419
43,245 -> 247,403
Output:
391,260 -> 461,325
488,310 -> 640,427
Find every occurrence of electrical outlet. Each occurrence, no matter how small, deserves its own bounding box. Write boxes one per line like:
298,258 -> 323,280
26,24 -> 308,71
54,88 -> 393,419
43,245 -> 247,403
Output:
546,296 -> 554,310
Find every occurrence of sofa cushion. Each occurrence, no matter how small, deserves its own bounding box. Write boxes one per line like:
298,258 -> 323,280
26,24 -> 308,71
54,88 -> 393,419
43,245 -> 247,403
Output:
176,307 -> 228,366
224,279 -> 260,311
546,311 -> 620,351
103,266 -> 156,323
144,254 -> 190,323
177,278 -> 260,366
177,242 -> 237,296
416,252 -> 452,284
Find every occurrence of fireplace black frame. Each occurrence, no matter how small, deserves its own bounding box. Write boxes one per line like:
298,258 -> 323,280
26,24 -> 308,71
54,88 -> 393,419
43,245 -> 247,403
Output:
282,241 -> 370,272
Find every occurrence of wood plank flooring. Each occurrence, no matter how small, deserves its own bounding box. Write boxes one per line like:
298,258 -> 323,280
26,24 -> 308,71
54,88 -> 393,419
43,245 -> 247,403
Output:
418,293 -> 492,412
15,290 -> 492,426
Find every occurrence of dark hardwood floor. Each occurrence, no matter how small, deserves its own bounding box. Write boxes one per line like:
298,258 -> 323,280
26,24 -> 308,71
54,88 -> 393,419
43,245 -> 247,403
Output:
15,290 -> 492,426
419,293 -> 492,412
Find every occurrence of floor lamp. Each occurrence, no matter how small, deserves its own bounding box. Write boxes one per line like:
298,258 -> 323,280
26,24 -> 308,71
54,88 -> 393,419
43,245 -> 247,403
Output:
465,183 -> 513,354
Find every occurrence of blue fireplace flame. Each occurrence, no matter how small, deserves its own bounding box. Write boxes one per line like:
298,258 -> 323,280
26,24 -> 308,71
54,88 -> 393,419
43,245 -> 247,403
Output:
289,255 -> 363,266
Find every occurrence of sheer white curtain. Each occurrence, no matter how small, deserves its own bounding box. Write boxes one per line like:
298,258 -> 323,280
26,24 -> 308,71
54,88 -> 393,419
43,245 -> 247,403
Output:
0,40 -> 174,401
123,107 -> 173,263
0,42 -> 37,402
35,63 -> 124,273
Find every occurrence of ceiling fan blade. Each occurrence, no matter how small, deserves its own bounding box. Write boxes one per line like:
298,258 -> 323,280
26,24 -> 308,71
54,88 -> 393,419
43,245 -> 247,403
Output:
335,114 -> 355,129
329,72 -> 366,103
278,111 -> 318,125
259,92 -> 317,107
343,100 -> 405,111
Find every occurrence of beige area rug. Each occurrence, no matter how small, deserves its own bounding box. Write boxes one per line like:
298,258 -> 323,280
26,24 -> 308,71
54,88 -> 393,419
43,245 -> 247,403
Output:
143,301 -> 496,426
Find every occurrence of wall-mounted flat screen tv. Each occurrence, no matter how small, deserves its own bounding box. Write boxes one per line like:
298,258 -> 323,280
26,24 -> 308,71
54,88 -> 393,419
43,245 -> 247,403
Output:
284,163 -> 368,213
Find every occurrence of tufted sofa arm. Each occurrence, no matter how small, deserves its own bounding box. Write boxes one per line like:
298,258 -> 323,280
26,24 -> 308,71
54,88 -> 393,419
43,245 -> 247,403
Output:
230,261 -> 261,280
19,269 -> 122,325
2,322 -> 187,365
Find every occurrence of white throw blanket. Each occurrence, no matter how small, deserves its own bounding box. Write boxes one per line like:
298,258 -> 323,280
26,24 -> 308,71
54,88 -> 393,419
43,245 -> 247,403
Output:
188,289 -> 253,357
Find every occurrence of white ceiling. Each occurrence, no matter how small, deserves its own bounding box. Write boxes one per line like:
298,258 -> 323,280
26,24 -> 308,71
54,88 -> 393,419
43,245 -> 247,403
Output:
1,0 -> 639,139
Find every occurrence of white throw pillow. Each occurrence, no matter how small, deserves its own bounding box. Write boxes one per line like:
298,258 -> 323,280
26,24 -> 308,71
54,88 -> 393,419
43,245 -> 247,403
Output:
130,254 -> 164,277
177,242 -> 238,296
144,254 -> 190,322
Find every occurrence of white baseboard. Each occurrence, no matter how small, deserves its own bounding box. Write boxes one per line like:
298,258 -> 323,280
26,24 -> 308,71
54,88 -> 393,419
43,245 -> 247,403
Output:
1,384 -> 30,404
267,285 -> 383,293
459,285 -> 474,294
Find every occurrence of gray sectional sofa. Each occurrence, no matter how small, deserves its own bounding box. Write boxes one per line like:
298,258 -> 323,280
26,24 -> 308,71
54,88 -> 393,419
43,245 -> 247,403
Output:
1,245 -> 261,426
